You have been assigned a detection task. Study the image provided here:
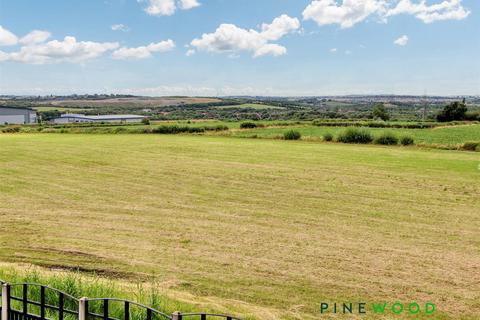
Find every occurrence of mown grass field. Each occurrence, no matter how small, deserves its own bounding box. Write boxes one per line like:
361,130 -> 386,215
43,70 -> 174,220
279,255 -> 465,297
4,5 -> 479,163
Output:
219,123 -> 480,147
0,134 -> 479,319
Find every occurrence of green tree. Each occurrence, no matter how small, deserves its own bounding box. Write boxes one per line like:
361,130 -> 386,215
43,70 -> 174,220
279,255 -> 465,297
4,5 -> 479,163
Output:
436,100 -> 468,122
372,103 -> 390,121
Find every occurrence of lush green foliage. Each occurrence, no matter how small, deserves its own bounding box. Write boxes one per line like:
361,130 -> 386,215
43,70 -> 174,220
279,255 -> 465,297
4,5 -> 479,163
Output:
337,128 -> 374,144
437,100 -> 468,122
312,119 -> 471,129
400,136 -> 415,146
0,267 -> 226,320
374,132 -> 399,145
240,122 -> 258,129
372,103 -> 390,121
1,126 -> 21,133
283,130 -> 302,140
461,141 -> 479,151
323,133 -> 333,141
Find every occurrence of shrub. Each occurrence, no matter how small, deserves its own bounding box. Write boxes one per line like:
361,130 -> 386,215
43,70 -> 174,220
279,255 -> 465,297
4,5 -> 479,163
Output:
209,125 -> 229,131
461,141 -> 479,151
336,128 -> 373,144
1,126 -> 21,133
41,128 -> 57,133
113,127 -> 127,133
374,132 -> 399,145
283,130 -> 302,140
323,133 -> 333,141
465,111 -> 480,121
400,136 -> 415,146
240,122 -> 257,129
141,118 -> 150,125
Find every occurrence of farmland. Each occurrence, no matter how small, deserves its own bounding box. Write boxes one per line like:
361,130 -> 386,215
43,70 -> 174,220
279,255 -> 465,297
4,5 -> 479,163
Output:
215,103 -> 285,110
9,120 -> 479,150
1,133 -> 479,319
44,97 -> 222,108
216,122 -> 480,147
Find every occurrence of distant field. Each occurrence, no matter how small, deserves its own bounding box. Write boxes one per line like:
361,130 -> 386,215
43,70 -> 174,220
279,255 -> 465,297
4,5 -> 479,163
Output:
221,124 -> 480,147
215,103 -> 284,110
45,97 -> 221,108
33,106 -> 92,112
0,134 -> 479,319
324,101 -> 356,108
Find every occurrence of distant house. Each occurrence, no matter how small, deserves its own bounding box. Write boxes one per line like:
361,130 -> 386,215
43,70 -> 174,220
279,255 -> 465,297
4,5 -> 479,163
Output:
0,107 -> 37,125
52,114 -> 145,124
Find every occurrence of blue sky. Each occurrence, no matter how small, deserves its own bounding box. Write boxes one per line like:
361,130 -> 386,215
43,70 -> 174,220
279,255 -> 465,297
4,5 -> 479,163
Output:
0,0 -> 479,96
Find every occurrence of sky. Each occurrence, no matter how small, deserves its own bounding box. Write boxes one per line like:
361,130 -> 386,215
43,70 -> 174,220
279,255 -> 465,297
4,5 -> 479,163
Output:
0,0 -> 479,96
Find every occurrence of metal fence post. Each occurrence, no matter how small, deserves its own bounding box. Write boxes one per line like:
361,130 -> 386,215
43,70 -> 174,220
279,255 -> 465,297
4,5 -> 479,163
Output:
171,311 -> 182,320
79,298 -> 87,320
1,283 -> 10,320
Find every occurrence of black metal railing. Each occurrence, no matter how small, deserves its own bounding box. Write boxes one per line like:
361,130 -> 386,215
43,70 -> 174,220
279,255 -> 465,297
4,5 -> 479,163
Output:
0,282 -> 241,320
175,313 -> 242,320
84,298 -> 170,320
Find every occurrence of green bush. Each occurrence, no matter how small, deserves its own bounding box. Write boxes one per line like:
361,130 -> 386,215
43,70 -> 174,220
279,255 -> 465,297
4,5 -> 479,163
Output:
113,127 -> 127,133
240,122 -> 257,129
152,125 -> 205,134
374,132 -> 399,145
336,128 -> 373,144
400,136 -> 415,146
283,130 -> 302,140
323,133 -> 333,141
41,128 -> 57,133
461,141 -> 479,151
208,125 -> 229,131
1,126 -> 21,133
141,118 -> 150,125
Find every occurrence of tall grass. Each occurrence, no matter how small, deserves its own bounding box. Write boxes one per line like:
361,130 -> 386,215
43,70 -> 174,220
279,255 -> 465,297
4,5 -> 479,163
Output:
0,267 -> 211,320
9,124 -> 229,135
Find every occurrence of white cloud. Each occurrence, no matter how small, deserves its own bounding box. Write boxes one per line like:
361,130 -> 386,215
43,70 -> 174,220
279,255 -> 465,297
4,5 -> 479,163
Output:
112,40 -> 175,59
140,0 -> 200,16
185,49 -> 195,56
386,0 -> 470,23
303,0 -> 470,28
330,48 -> 338,53
303,0 -> 386,29
179,0 -> 200,10
394,34 -> 409,46
1,36 -> 119,64
111,24 -> 130,32
19,30 -> 51,45
191,14 -> 300,58
0,25 -> 18,46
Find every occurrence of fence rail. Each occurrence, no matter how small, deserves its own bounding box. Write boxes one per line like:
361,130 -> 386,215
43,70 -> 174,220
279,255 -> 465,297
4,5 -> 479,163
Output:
0,282 -> 242,320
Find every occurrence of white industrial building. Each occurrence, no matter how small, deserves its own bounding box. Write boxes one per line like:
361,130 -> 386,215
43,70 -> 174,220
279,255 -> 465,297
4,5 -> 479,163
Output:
52,114 -> 145,124
0,107 -> 37,124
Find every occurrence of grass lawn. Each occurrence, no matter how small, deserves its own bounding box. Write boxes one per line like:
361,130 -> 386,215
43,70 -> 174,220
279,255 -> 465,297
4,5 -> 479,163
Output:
221,124 -> 480,147
0,134 -> 479,319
